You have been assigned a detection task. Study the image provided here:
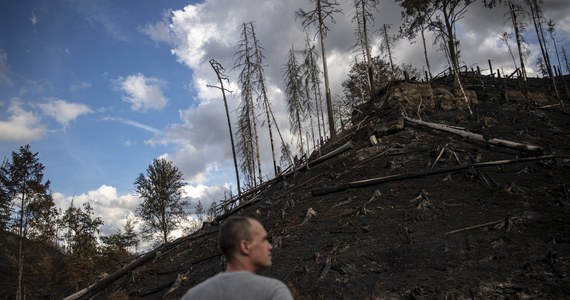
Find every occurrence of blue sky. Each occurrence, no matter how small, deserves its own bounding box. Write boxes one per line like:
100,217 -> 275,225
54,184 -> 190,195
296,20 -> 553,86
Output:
1,0 -> 569,239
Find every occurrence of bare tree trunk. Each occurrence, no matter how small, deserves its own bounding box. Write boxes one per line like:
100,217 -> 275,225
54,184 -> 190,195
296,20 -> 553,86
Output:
528,0 -> 562,107
508,0 -> 529,105
250,23 -> 278,177
361,0 -> 374,92
420,25 -> 432,80
208,59 -> 242,198
383,24 -> 395,76
317,0 -> 336,137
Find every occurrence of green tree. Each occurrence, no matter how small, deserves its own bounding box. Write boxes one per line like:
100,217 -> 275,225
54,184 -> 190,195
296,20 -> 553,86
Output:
0,158 -> 11,231
194,200 -> 205,221
134,158 -> 188,244
99,221 -> 138,273
398,0 -> 434,79
398,0 -> 475,88
342,56 -> 393,104
0,144 -> 55,300
59,201 -> 103,290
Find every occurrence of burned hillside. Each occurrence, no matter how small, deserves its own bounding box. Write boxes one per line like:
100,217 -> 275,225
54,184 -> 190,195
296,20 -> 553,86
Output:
67,75 -> 570,299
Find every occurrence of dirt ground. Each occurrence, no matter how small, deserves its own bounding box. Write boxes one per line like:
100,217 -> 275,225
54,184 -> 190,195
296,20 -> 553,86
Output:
89,77 -> 570,299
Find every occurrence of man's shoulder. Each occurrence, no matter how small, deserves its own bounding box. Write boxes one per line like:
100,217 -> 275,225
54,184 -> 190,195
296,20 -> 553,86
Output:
182,271 -> 292,300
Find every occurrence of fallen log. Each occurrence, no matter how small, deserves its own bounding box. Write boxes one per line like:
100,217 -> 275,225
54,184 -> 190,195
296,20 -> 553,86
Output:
63,229 -> 218,300
312,155 -> 559,196
404,117 -> 543,153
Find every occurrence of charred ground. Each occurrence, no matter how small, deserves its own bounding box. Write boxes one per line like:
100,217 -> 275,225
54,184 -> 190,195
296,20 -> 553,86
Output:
71,76 -> 570,299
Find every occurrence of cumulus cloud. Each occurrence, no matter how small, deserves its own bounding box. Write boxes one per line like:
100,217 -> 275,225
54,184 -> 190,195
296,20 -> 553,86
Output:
115,73 -> 168,112
53,185 -> 141,237
53,183 -> 228,247
139,0 -> 570,194
0,99 -> 47,142
38,98 -> 93,129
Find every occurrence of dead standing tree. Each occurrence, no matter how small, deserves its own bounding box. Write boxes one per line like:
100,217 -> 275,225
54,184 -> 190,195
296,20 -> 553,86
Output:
235,23 -> 263,188
526,0 -> 562,109
249,22 -> 280,176
296,0 -> 343,138
484,0 -> 530,105
208,59 -> 242,200
351,0 -> 378,92
283,46 -> 306,158
380,24 -> 397,77
299,38 -> 322,151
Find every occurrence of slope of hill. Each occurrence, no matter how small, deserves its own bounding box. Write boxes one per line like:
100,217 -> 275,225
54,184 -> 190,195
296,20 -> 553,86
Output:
68,77 -> 570,299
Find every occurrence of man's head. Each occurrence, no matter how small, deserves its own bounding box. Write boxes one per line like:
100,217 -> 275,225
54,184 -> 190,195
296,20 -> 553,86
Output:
219,216 -> 273,272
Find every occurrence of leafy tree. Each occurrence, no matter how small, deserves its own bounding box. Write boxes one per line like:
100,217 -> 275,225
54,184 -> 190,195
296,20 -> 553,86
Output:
134,158 -> 188,244
122,217 -> 139,253
0,144 -> 55,300
0,158 -> 11,231
342,56 -> 393,104
99,221 -> 138,273
297,0 -> 343,137
398,0 -> 434,79
398,0 -> 475,88
59,201 -> 103,291
194,200 -> 205,221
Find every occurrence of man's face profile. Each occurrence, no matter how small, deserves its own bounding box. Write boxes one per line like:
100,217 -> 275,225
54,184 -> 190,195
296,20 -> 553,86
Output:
244,219 -> 273,272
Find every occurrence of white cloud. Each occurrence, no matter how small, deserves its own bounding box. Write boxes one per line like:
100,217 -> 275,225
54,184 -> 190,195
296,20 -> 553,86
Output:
69,81 -> 92,92
115,73 -> 168,112
30,11 -> 38,33
138,0 -> 570,196
54,185 -> 141,237
38,98 -> 93,129
0,99 -> 47,142
102,116 -> 162,135
0,48 -> 12,86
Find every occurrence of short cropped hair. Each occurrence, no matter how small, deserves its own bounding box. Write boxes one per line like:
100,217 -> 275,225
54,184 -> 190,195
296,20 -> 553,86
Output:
219,216 -> 253,261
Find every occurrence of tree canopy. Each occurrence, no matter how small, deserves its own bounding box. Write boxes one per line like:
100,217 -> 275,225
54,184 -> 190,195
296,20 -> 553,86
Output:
134,158 -> 188,244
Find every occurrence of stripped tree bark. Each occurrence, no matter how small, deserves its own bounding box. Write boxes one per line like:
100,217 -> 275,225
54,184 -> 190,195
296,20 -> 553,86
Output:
404,117 -> 543,153
208,60 -> 242,199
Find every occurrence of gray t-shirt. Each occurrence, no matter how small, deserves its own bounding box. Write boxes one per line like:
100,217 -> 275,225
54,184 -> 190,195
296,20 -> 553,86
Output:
181,271 -> 293,300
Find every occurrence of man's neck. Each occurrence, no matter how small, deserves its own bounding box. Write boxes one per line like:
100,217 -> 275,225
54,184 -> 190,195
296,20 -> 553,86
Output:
226,259 -> 256,273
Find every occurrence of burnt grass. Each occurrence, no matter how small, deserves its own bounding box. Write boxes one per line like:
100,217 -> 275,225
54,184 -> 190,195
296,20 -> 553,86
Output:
91,77 -> 570,299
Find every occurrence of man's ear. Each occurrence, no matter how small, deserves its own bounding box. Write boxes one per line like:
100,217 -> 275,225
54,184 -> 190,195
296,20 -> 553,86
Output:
238,239 -> 250,255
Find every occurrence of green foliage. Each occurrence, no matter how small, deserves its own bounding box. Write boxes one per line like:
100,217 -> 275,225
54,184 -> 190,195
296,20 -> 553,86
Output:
135,158 -> 188,244
0,145 -> 55,240
59,201 -> 103,290
342,57 -> 421,105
